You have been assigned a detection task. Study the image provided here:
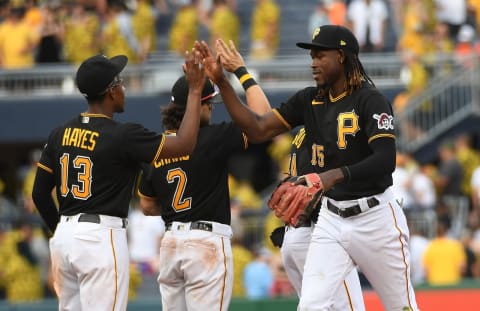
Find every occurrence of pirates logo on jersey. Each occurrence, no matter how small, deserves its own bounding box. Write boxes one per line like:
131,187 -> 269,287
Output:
373,113 -> 394,130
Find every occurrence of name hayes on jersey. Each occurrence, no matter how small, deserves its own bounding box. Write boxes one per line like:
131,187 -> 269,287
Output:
62,127 -> 99,151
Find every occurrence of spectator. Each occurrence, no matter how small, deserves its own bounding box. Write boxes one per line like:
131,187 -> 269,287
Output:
469,163 -> 480,226
102,0 -> 146,64
243,245 -> 274,299
396,0 -> 435,57
308,0 -> 331,35
63,2 -> 101,65
23,0 -> 43,32
0,221 -> 45,302
435,139 -> 464,198
392,152 -> 415,209
326,0 -> 346,26
431,21 -> 455,76
269,253 -> 295,298
21,149 -> 43,215
423,214 -> 466,285
208,0 -> 240,48
434,0 -> 468,42
454,23 -> 480,68
132,0 -> 157,56
168,0 -> 198,56
249,0 -> 280,60
460,229 -> 479,278
346,0 -> 389,53
35,1 -> 64,64
0,0 -> 39,69
468,0 -> 480,35
408,222 -> 430,285
393,50 -> 430,140
454,133 -> 480,198
128,200 -> 165,276
0,178 -> 21,226
230,198 -> 254,297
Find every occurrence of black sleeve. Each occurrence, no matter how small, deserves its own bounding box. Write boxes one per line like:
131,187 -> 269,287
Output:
32,167 -> 59,233
345,138 -> 396,183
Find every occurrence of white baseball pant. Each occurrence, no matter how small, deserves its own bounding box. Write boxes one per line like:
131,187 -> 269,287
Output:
158,221 -> 233,311
298,187 -> 418,311
49,214 -> 129,311
281,224 -> 365,310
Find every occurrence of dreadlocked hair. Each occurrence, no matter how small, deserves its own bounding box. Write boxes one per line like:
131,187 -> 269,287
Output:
161,102 -> 186,131
343,50 -> 375,95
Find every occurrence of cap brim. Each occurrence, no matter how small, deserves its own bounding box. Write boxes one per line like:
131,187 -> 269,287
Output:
109,55 -> 128,75
296,42 -> 335,50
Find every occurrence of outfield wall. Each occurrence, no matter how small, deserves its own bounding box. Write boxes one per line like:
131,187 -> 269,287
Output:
1,280 -> 479,311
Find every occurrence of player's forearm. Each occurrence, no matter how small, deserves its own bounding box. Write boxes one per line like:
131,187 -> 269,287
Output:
233,66 -> 272,115
216,77 -> 273,142
246,85 -> 272,115
166,88 -> 202,156
32,168 -> 59,233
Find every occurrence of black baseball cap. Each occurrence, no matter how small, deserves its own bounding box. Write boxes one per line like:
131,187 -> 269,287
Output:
296,25 -> 359,55
76,54 -> 128,99
171,75 -> 219,107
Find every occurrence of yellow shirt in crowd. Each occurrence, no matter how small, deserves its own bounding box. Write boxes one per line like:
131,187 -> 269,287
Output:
0,19 -> 38,69
423,237 -> 466,286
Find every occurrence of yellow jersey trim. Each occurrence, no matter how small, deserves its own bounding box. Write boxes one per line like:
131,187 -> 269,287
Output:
137,189 -> 157,200
241,133 -> 248,150
368,133 -> 396,144
37,162 -> 53,174
272,109 -> 292,130
388,203 -> 415,310
343,280 -> 354,311
329,91 -> 348,102
152,134 -> 166,164
80,112 -> 111,119
312,99 -> 324,105
219,237 -> 227,311
110,229 -> 118,311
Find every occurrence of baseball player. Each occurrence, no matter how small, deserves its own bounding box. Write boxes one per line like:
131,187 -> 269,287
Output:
31,52 -> 205,311
212,41 -> 365,309
137,75 -> 248,311
280,126 -> 365,310
195,24 -> 419,310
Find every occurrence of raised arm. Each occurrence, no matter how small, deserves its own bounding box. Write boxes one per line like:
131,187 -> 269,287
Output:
195,40 -> 286,143
217,39 -> 271,115
160,50 -> 204,157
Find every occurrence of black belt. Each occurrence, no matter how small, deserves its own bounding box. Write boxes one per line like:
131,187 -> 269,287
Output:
78,213 -> 128,228
295,221 -> 312,228
166,221 -> 213,232
327,197 -> 380,218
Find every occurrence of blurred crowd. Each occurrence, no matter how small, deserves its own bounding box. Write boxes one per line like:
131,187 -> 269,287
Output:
2,0 -> 480,304
0,0 -> 479,66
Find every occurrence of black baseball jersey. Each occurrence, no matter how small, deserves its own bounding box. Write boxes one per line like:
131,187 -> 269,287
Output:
288,127 -> 316,177
274,83 -> 395,200
139,122 -> 247,225
37,113 -> 165,218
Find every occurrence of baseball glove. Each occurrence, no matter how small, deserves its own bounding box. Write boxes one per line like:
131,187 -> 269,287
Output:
268,173 -> 324,227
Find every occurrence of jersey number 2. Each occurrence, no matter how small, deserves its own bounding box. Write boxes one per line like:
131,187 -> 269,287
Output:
167,168 -> 192,212
60,153 -> 93,200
